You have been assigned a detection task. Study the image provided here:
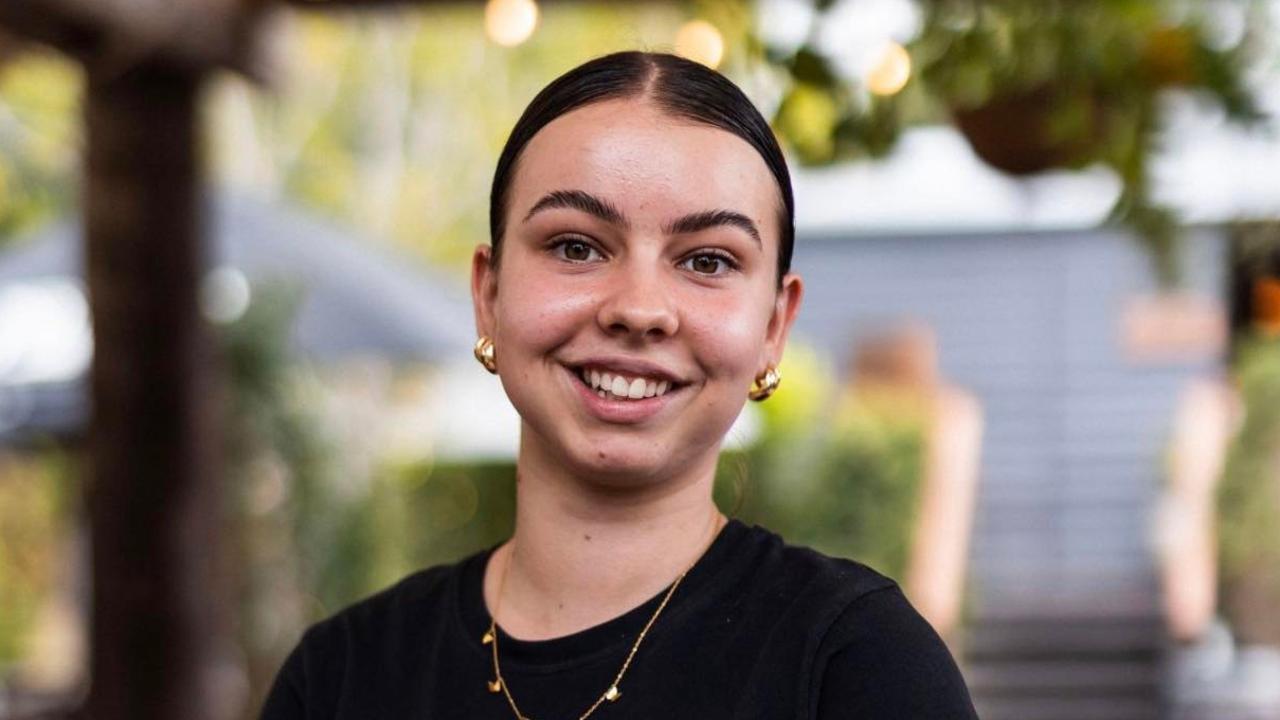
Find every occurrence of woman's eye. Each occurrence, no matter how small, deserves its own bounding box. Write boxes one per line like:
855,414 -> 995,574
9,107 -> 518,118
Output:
554,238 -> 601,263
681,252 -> 736,276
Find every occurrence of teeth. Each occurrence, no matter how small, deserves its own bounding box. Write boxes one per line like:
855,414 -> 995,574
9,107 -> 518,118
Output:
577,366 -> 676,400
610,376 -> 628,397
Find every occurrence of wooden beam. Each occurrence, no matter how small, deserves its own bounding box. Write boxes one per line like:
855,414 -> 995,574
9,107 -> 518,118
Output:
0,0 -> 270,78
83,61 -> 232,720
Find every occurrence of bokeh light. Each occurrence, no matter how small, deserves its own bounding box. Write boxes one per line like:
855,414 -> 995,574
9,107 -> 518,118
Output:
674,20 -> 725,69
484,0 -> 539,47
865,41 -> 911,96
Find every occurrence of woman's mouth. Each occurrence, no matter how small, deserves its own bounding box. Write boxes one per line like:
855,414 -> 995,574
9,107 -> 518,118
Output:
575,366 -> 673,400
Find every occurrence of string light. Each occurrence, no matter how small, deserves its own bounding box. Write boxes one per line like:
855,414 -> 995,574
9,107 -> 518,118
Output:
485,0 -> 539,47
866,41 -> 911,96
675,20 -> 725,69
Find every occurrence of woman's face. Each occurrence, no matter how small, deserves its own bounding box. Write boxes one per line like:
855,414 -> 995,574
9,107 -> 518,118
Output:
472,97 -> 802,488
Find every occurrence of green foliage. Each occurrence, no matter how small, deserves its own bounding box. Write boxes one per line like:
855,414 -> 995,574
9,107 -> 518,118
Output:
0,52 -> 80,245
218,281 -> 437,623
218,282 -> 342,683
801,392 -> 926,578
209,3 -> 688,275
717,348 -> 928,581
760,0 -> 1271,286
394,460 -> 516,570
0,449 -> 75,669
1217,333 -> 1280,643
219,284 -> 525,716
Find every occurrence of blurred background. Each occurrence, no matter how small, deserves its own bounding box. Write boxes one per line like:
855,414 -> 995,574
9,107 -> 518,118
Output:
1,1 -> 1280,719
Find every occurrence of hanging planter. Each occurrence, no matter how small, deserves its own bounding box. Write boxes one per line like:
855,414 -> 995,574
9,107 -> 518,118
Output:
949,82 -> 1109,175
762,0 -> 1269,286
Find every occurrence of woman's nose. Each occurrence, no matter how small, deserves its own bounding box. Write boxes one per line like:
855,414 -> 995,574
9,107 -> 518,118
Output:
597,264 -> 679,340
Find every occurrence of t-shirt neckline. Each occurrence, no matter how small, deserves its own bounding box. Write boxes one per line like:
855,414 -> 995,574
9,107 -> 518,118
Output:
455,518 -> 750,671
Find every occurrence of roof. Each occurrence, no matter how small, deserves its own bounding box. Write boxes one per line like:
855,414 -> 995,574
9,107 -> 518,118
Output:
0,192 -> 474,442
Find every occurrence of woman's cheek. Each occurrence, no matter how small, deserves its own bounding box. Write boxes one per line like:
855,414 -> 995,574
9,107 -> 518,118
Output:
497,272 -> 599,350
683,294 -> 767,378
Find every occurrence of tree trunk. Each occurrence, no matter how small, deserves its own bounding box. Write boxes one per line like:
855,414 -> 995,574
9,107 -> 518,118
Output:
84,62 -> 230,720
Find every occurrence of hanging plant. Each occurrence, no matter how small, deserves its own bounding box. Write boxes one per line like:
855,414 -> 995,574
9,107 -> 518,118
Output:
760,0 -> 1270,286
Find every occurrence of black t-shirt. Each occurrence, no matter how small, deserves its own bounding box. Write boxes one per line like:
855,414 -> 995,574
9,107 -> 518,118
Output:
260,519 -> 978,719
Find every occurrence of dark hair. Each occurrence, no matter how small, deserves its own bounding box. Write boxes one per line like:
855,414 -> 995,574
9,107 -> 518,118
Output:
488,51 -> 795,286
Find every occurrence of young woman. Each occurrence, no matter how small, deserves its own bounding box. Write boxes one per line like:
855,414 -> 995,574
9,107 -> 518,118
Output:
261,51 -> 977,719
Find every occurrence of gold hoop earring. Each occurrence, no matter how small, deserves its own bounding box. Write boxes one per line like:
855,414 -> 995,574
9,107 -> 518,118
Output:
749,366 -> 781,401
474,336 -> 497,374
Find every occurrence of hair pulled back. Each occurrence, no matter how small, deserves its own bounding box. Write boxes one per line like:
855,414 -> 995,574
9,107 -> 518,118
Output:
488,51 -> 795,286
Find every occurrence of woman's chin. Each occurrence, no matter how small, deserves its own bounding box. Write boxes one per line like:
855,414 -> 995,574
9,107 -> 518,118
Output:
515,409 -> 725,491
552,436 -> 717,493
568,447 -> 673,488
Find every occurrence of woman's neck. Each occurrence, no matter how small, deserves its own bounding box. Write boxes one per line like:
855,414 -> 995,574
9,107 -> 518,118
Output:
483,438 -> 725,641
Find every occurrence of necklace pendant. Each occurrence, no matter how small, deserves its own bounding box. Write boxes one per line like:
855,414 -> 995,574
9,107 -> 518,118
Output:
482,629 -> 495,645
604,685 -> 621,702
488,679 -> 503,693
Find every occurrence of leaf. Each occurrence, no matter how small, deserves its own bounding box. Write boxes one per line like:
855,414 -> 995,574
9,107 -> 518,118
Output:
773,83 -> 840,165
789,46 -> 839,89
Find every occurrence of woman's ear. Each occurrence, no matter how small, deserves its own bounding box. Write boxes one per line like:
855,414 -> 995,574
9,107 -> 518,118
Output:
471,243 -> 498,339
761,272 -> 804,370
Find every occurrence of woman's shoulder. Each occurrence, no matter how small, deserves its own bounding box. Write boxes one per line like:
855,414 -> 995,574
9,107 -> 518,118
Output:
723,523 -> 978,717
739,531 -> 940,659
260,554 -> 481,718
728,521 -> 901,609
717,522 -> 908,662
810,582 -> 979,718
788,548 -> 977,717
747,531 -> 948,672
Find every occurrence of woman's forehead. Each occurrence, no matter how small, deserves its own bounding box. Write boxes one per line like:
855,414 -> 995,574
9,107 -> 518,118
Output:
510,99 -> 780,229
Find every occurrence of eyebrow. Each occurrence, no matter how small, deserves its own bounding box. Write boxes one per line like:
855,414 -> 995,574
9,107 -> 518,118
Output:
522,189 -> 762,248
523,190 -> 628,228
665,209 -> 762,248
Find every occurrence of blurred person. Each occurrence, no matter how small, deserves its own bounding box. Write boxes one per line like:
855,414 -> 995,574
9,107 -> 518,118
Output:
1159,264 -> 1280,645
849,323 -> 983,643
1160,378 -> 1238,643
260,51 -> 976,719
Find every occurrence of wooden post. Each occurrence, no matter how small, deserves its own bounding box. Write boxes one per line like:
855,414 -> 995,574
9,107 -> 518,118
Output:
83,62 -> 229,720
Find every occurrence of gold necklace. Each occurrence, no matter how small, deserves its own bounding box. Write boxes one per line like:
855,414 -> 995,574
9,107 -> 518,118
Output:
482,516 -> 723,720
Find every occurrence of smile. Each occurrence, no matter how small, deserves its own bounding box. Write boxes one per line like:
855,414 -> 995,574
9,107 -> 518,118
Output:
577,366 -> 672,400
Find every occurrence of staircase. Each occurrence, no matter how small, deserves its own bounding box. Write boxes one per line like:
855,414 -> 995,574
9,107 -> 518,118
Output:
965,617 -> 1167,719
